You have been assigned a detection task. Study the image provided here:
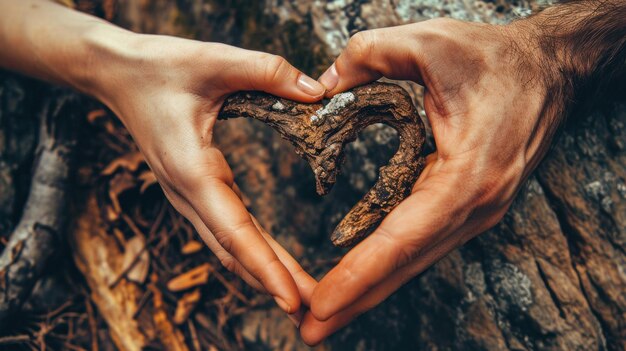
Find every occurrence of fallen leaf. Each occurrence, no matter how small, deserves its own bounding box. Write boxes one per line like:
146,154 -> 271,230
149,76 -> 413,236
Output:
106,205 -> 118,222
167,264 -> 211,292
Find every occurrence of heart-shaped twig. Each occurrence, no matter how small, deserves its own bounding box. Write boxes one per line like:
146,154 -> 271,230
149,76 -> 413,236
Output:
219,82 -> 426,247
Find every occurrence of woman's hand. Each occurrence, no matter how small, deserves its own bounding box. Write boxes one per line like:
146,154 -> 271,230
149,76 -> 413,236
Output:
299,17 -> 567,344
0,0 -> 323,317
92,31 -> 325,315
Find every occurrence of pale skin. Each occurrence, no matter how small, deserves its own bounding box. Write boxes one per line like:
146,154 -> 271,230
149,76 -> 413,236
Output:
0,0 -> 323,319
1,0 -> 621,346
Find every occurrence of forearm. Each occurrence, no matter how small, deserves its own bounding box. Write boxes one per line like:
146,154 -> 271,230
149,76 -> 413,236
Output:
0,0 -> 132,98
518,0 -> 626,106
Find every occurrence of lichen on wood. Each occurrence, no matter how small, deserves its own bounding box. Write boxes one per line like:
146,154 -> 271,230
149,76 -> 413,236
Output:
219,82 -> 426,247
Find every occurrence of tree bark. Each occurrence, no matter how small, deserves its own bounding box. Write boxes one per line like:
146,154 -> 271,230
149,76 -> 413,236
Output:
0,90 -> 79,329
220,82 -> 426,247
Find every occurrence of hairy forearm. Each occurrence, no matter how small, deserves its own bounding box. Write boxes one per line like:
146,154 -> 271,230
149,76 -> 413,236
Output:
0,0 -> 132,97
522,0 -> 626,105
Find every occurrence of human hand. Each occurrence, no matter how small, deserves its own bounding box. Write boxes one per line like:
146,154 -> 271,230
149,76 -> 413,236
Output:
89,29 -> 324,315
300,17 -> 569,344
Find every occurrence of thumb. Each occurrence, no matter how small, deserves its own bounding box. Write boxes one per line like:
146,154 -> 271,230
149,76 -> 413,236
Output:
318,26 -> 425,96
228,49 -> 325,102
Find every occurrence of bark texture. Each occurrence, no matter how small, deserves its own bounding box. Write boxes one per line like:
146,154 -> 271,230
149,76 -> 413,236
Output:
0,91 -> 78,329
220,83 -> 426,247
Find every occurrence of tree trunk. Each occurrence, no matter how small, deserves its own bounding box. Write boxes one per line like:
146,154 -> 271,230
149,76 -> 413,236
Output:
0,91 -> 80,329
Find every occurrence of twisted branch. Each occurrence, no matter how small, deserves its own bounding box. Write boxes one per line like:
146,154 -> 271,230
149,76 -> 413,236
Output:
219,82 -> 426,247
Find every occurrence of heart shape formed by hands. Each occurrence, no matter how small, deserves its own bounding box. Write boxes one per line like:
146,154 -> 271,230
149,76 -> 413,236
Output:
219,83 -> 426,247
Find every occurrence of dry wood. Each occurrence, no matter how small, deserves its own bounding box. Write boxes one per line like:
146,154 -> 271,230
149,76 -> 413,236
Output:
167,263 -> 211,292
71,195 -> 149,351
120,236 -> 150,284
173,288 -> 202,325
181,240 -> 204,255
71,194 -> 191,351
148,273 -> 189,351
219,82 -> 426,247
0,93 -> 79,328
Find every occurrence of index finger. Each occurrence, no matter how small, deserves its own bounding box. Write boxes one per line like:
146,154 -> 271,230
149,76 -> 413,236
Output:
310,164 -> 469,321
184,152 -> 301,314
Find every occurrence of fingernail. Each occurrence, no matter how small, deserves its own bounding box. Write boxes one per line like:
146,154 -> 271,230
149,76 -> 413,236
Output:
297,73 -> 325,97
287,307 -> 304,328
274,296 -> 292,314
319,64 -> 339,91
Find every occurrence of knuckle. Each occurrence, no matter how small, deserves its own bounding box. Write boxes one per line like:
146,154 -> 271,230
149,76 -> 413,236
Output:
485,210 -> 507,230
376,226 -> 417,270
213,219 -> 255,255
255,258 -> 283,286
477,176 -> 503,205
161,150 -> 234,199
260,54 -> 290,83
396,244 -> 421,270
348,30 -> 376,58
396,237 -> 426,269
337,261 -> 360,286
475,163 -> 525,209
215,228 -> 235,253
219,255 -> 239,274
160,164 -> 191,195
291,266 -> 309,282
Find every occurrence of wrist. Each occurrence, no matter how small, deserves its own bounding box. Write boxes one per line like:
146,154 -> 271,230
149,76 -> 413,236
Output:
76,24 -> 141,105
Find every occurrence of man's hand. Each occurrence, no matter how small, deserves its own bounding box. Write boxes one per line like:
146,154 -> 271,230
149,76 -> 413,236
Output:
0,0 -> 323,319
299,7 -> 608,343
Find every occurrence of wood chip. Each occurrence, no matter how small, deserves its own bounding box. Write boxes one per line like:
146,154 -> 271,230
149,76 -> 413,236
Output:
181,240 -> 204,255
167,264 -> 211,292
120,236 -> 150,284
149,274 -> 189,351
173,289 -> 202,325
